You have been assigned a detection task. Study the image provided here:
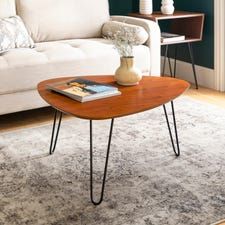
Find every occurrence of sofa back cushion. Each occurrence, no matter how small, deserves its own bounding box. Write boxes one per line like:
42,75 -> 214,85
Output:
16,0 -> 110,43
0,0 -> 16,18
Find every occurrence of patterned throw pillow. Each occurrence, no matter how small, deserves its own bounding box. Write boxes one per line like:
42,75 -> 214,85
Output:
0,15 -> 34,53
102,21 -> 149,45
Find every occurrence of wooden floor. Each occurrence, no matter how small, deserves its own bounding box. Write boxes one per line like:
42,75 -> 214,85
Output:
0,85 -> 225,133
185,86 -> 225,109
213,222 -> 225,225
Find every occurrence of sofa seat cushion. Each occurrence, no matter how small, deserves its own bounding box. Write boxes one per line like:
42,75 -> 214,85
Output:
0,39 -> 150,95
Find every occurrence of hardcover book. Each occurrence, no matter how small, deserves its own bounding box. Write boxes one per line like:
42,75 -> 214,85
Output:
47,78 -> 121,102
161,32 -> 185,43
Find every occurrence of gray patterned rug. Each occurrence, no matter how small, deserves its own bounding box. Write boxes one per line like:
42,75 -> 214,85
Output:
0,97 -> 225,225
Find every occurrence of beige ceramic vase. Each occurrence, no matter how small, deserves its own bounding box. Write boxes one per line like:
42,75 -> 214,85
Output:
115,57 -> 142,86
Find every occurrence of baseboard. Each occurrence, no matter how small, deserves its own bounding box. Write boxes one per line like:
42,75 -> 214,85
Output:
161,58 -> 215,89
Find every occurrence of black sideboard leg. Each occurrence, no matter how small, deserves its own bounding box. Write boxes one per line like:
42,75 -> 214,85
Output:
49,110 -> 62,155
173,45 -> 178,78
163,102 -> 180,157
90,119 -> 114,206
188,43 -> 199,89
163,45 -> 174,77
167,47 -> 173,77
162,45 -> 169,76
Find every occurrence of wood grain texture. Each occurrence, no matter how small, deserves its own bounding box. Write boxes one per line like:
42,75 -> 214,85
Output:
129,11 -> 204,21
38,76 -> 190,120
129,11 -> 205,45
1,85 -> 224,133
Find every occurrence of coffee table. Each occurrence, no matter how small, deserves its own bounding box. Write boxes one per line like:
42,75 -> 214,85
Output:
38,75 -> 189,205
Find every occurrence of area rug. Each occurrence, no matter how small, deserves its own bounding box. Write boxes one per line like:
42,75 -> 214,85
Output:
0,97 -> 225,225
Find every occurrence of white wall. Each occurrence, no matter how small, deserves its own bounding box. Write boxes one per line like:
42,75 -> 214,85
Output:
214,0 -> 225,91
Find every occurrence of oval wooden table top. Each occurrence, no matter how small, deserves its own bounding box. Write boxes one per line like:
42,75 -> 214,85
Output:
38,76 -> 190,120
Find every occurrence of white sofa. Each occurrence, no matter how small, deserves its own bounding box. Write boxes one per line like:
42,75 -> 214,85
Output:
0,0 -> 161,115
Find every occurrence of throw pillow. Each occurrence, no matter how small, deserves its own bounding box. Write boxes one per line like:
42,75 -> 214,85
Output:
0,15 -> 34,53
102,21 -> 149,45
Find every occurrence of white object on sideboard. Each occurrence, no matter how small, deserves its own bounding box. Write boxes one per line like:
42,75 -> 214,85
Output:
161,0 -> 175,15
139,0 -> 153,15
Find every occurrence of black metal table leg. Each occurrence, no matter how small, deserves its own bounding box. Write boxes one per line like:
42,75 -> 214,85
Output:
163,101 -> 180,157
90,119 -> 114,205
162,45 -> 169,76
163,43 -> 198,89
173,45 -> 178,78
49,110 -> 62,155
162,45 -> 174,77
188,43 -> 199,89
167,48 -> 173,77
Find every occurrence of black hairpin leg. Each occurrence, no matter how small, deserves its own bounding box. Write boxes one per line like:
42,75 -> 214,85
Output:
49,110 -> 62,155
173,45 -> 178,78
164,44 -> 198,88
162,45 -> 169,76
162,45 -> 174,77
163,102 -> 180,157
90,119 -> 114,205
167,48 -> 173,77
188,43 -> 198,89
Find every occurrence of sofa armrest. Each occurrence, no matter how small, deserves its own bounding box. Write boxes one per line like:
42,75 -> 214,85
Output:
111,16 -> 161,76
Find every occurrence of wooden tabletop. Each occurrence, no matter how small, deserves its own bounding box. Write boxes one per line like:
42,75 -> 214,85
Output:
129,11 -> 204,21
129,11 -> 205,44
38,76 -> 190,120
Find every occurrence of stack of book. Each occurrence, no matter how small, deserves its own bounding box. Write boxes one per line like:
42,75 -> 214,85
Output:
47,78 -> 121,102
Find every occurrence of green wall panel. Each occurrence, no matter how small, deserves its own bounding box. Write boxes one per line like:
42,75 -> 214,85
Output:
109,0 -> 133,15
110,0 -> 214,69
